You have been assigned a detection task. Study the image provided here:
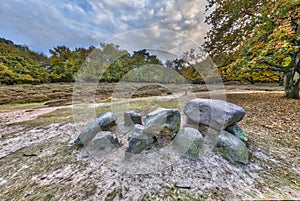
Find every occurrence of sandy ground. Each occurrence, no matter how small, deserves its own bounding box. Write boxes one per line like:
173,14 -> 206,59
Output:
0,88 -> 298,200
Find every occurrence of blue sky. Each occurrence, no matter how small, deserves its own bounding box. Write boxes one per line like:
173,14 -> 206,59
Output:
0,0 -> 210,56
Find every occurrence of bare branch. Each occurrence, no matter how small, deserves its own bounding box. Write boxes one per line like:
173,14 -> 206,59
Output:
257,61 -> 284,69
252,67 -> 283,72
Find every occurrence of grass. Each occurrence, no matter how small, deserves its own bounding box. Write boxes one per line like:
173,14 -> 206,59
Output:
0,102 -> 45,112
0,83 -> 73,105
0,82 -> 185,106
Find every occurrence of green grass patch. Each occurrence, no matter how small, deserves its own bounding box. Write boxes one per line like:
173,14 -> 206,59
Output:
9,108 -> 73,129
0,102 -> 45,112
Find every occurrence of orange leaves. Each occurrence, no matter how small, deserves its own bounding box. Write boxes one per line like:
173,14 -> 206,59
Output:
290,180 -> 298,185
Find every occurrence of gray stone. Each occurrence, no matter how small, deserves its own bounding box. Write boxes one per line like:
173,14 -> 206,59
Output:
173,127 -> 204,160
184,98 -> 245,130
225,124 -> 248,142
75,112 -> 117,146
87,131 -> 121,152
124,110 -> 142,126
215,130 -> 249,164
143,108 -> 181,136
126,124 -> 157,154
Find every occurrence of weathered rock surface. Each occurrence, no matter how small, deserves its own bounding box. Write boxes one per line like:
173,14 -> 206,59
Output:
126,124 -> 157,154
75,112 -> 117,146
124,110 -> 142,126
87,131 -> 121,152
184,98 -> 245,130
173,127 -> 204,160
225,124 -> 248,142
143,108 -> 181,136
215,130 -> 249,164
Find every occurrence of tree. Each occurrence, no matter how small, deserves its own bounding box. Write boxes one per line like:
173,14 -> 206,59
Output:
0,38 -> 50,84
204,0 -> 300,98
99,48 -> 163,83
165,48 -> 217,84
49,45 -> 94,82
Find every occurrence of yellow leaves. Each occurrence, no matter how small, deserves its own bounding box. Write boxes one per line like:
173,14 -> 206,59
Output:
262,121 -> 279,129
282,56 -> 292,67
250,58 -> 258,64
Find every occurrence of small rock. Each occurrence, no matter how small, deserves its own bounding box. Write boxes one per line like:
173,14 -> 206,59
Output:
173,127 -> 204,160
215,130 -> 249,164
87,131 -> 121,152
124,110 -> 142,126
143,108 -> 181,136
225,124 -> 248,142
184,98 -> 245,130
75,112 -> 117,146
126,124 -> 156,154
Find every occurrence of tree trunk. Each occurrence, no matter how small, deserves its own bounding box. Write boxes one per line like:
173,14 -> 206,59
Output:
284,71 -> 300,99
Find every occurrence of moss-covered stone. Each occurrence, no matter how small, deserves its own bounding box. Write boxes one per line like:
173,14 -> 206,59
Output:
173,127 -> 204,160
225,124 -> 248,142
126,124 -> 156,154
215,130 -> 249,164
143,108 -> 181,136
74,112 -> 117,146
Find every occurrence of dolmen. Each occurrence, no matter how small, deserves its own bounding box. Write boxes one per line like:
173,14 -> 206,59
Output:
74,98 -> 250,164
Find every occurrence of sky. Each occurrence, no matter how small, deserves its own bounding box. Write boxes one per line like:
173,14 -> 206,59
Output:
0,0 -> 210,57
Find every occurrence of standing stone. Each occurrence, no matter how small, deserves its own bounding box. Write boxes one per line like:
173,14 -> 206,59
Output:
215,130 -> 249,164
184,98 -> 245,130
87,131 -> 121,152
225,124 -> 248,142
124,110 -> 142,126
173,127 -> 204,160
126,124 -> 157,154
75,112 -> 117,146
143,108 -> 181,136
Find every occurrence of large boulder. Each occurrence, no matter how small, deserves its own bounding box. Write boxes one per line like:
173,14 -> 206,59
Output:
173,127 -> 204,160
225,124 -> 248,142
126,124 -> 157,154
184,98 -> 245,130
215,130 -> 249,164
143,108 -> 181,136
75,112 -> 117,146
124,110 -> 142,126
86,131 -> 121,152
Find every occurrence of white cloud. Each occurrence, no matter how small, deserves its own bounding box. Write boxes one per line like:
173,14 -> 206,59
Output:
0,0 -> 210,56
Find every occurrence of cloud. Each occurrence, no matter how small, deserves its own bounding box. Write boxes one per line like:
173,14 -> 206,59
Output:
0,0 -> 210,56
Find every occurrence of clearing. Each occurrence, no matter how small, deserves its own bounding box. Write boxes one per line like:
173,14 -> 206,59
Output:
0,82 -> 299,200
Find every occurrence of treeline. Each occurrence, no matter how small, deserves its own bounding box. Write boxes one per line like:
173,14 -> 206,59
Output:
0,38 -> 96,84
0,37 -> 281,85
0,38 -> 207,85
0,38 -> 49,84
